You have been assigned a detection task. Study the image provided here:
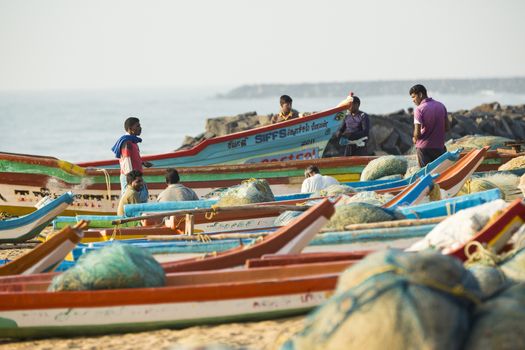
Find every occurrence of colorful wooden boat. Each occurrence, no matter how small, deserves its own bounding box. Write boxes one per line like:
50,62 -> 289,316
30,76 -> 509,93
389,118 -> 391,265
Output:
77,106 -> 348,168
0,259 -> 354,339
0,192 -> 74,243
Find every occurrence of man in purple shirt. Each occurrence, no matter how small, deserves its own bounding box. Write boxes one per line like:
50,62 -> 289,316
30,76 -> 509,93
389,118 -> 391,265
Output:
336,96 -> 370,156
410,84 -> 450,167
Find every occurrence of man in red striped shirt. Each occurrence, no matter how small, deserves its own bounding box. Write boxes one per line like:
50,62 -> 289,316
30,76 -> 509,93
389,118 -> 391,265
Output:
111,117 -> 152,203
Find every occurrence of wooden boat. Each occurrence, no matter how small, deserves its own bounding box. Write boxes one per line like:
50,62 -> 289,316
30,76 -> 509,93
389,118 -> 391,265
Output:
0,144 -> 503,216
0,259 -> 354,339
77,106 -> 348,168
0,221 -> 86,276
0,192 -> 74,243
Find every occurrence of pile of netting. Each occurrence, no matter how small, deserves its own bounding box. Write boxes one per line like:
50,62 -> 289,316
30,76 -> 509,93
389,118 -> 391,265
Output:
338,191 -> 394,206
282,249 -> 480,350
457,173 -> 521,200
216,179 -> 275,206
360,155 -> 408,181
323,202 -> 403,231
499,155 -> 525,171
311,184 -> 355,198
407,199 -> 509,253
49,243 -> 166,291
445,135 -> 512,151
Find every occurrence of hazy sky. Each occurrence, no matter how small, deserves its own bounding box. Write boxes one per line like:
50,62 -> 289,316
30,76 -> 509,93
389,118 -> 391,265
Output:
1,0 -> 524,91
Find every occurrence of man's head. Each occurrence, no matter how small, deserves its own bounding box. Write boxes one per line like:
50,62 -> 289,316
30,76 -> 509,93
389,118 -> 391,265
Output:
280,95 -> 293,114
165,168 -> 180,185
349,96 -> 361,114
409,85 -> 428,106
126,170 -> 144,191
304,165 -> 320,178
124,117 -> 142,136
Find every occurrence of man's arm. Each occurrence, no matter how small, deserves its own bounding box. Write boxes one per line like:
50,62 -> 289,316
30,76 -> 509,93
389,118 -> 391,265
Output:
120,142 -> 134,174
413,124 -> 422,144
444,107 -> 450,132
335,117 -> 347,138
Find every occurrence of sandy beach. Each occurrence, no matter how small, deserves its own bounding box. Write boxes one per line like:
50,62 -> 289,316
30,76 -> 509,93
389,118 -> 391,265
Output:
0,316 -> 305,350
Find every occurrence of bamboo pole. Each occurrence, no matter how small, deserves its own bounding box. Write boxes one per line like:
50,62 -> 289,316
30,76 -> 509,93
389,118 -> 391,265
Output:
319,216 -> 446,233
147,232 -> 272,241
112,204 -> 310,225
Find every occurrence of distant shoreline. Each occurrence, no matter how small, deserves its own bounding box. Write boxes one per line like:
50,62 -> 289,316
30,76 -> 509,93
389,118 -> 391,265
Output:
217,77 -> 525,99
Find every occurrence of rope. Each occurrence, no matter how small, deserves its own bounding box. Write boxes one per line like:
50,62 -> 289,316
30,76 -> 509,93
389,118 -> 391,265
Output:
204,204 -> 219,220
96,168 -> 112,203
110,224 -> 122,241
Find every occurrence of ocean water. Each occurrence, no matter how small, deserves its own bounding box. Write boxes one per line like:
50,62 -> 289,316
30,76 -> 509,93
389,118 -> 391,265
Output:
1,87 -> 524,163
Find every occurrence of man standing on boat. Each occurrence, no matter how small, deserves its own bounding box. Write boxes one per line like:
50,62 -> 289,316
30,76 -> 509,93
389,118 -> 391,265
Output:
301,165 -> 339,193
157,168 -> 199,202
271,95 -> 300,124
335,95 -> 370,156
111,117 -> 152,202
409,84 -> 450,167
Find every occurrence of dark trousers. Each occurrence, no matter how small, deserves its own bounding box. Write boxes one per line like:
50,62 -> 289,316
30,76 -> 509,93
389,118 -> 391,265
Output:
416,147 -> 447,167
344,144 -> 368,156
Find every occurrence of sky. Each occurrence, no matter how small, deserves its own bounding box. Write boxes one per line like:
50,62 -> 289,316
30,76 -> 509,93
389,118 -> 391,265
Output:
0,0 -> 524,91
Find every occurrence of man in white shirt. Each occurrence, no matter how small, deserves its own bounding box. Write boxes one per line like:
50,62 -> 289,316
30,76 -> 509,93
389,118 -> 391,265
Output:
157,168 -> 199,202
300,165 -> 339,193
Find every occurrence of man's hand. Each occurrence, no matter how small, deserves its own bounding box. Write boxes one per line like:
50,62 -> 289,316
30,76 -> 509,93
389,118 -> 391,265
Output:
143,161 -> 153,168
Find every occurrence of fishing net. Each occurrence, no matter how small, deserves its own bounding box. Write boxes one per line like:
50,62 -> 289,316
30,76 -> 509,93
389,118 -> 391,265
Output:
376,174 -> 403,181
360,155 -> 408,181
464,283 -> 525,350
216,179 -> 275,206
338,191 -> 394,206
407,199 -> 508,252
324,202 -> 403,230
49,243 -> 166,291
274,210 -> 303,226
499,155 -> 525,171
466,264 -> 509,299
282,249 -> 480,350
310,184 -> 355,198
404,166 -> 420,179
458,173 -> 520,200
499,247 -> 525,283
445,135 -> 512,151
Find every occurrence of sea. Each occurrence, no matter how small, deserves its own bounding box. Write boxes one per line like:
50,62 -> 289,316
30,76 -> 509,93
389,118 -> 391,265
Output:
1,87 -> 524,163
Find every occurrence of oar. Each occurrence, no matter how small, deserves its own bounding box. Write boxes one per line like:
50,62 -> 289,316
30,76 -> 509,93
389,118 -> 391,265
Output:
112,204 -> 310,225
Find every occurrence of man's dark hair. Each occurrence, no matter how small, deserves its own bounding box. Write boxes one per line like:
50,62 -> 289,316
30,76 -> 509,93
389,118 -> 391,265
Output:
305,165 -> 320,177
352,96 -> 361,105
280,95 -> 293,105
409,84 -> 428,97
124,117 -> 140,131
126,170 -> 143,185
165,168 -> 180,184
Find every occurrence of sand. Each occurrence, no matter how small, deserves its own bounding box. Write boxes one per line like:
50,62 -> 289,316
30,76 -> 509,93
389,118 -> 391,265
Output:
0,317 -> 305,350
